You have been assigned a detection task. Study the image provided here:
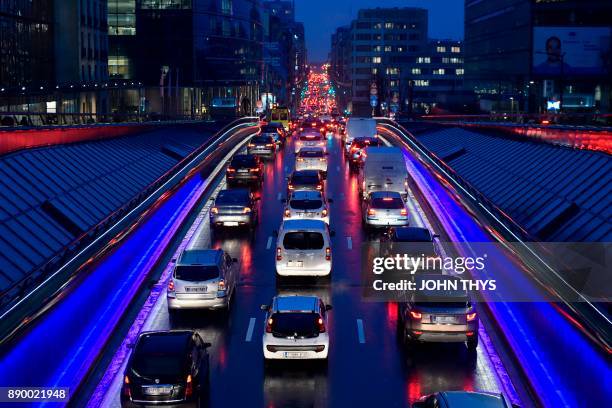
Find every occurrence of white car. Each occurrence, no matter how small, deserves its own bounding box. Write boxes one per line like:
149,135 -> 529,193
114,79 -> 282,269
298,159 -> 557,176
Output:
284,190 -> 330,224
261,295 -> 332,360
362,191 -> 409,228
295,147 -> 328,176
295,130 -> 326,153
275,219 -> 332,277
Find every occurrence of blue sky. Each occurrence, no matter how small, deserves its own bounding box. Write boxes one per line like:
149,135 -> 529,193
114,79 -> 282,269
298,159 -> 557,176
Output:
294,0 -> 465,61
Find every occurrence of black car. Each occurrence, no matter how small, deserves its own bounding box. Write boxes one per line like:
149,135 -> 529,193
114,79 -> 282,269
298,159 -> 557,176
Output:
247,135 -> 277,158
121,331 -> 210,407
210,188 -> 259,229
226,154 -> 264,186
381,227 -> 441,272
347,137 -> 383,167
260,124 -> 285,146
287,169 -> 324,195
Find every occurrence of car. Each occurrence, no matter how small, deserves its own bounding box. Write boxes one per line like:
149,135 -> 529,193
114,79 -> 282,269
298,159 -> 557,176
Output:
381,226 -> 441,259
413,391 -> 519,408
299,119 -> 322,133
167,249 -> 237,312
121,330 -> 210,407
275,219 -> 332,277
283,190 -> 330,224
287,169 -> 324,194
247,135 -> 276,158
398,274 -> 479,351
261,123 -> 285,146
226,154 -> 264,186
347,137 -> 382,168
210,188 -> 259,229
294,130 -> 326,153
295,147 -> 328,176
261,295 -> 332,360
362,191 -> 409,228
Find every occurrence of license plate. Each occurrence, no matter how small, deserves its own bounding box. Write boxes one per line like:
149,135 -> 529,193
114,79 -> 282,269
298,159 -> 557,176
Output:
432,315 -> 457,324
288,261 -> 303,267
224,221 -> 239,226
238,169 -> 248,173
185,286 -> 207,293
143,386 -> 172,395
284,351 -> 306,358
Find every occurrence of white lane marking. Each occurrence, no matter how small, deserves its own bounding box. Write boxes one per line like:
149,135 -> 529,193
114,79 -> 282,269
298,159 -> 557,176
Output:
356,319 -> 365,344
277,192 -> 282,201
338,193 -> 345,201
346,236 -> 352,250
266,236 -> 273,250
245,318 -> 256,342
336,165 -> 340,172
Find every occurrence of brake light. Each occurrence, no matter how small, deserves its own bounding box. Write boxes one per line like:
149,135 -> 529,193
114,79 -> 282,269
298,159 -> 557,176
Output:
218,279 -> 226,291
276,247 -> 282,261
250,167 -> 259,172
297,158 -> 304,162
410,311 -> 422,320
382,197 -> 393,201
288,184 -> 294,190
211,207 -> 218,214
284,209 -> 291,217
320,127 -> 325,132
316,184 -> 322,190
242,207 -> 252,214
319,157 -> 326,162
227,168 -> 236,172
467,312 -> 477,322
317,317 -> 326,333
122,375 -> 131,397
325,247 -> 331,261
185,374 -> 193,398
168,279 -> 175,292
266,318 -> 273,333
248,143 -> 255,148
400,208 -> 408,216
266,143 -> 274,147
367,208 -> 376,216
321,208 -> 328,217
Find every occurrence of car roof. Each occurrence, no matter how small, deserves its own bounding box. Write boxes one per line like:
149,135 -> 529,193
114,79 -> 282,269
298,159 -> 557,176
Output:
370,191 -> 402,199
178,249 -> 222,265
281,219 -> 328,232
273,295 -> 319,312
439,391 -> 507,408
393,227 -> 432,242
290,190 -> 323,200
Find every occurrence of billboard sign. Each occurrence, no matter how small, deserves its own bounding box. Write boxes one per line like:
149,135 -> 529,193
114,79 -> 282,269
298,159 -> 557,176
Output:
533,27 -> 611,76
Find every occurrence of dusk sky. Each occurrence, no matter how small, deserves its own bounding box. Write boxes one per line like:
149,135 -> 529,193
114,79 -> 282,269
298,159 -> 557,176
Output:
294,0 -> 465,62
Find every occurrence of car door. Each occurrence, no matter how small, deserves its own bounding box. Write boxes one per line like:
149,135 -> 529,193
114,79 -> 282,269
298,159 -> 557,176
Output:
224,253 -> 236,294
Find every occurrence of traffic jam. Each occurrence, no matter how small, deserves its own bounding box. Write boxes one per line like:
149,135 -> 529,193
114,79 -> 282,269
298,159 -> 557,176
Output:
113,69 -> 518,408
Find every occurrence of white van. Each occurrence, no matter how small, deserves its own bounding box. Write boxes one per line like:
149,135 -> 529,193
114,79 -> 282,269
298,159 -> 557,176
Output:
275,219 -> 332,277
343,117 -> 377,154
359,146 -> 409,201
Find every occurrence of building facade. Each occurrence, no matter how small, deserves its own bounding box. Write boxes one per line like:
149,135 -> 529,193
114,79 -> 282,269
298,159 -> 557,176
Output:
464,0 -> 612,113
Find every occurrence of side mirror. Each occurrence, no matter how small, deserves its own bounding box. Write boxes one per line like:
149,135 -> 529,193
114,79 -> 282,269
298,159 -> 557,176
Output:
232,257 -> 238,263
202,342 -> 212,348
260,304 -> 269,311
325,305 -> 333,311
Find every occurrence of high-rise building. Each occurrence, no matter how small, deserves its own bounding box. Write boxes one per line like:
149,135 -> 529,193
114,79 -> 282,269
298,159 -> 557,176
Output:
464,0 -> 612,113
108,0 -> 136,79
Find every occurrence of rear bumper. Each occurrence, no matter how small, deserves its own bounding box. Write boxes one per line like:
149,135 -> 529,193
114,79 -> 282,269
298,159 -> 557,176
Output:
275,262 -> 331,277
167,295 -> 228,310
365,216 -> 409,227
227,174 -> 260,183
295,163 -> 328,173
284,214 -> 329,225
121,396 -> 195,408
262,335 -> 329,359
247,148 -> 275,157
210,214 -> 253,227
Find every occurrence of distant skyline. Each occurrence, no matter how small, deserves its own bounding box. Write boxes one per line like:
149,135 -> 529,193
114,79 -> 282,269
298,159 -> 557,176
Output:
294,0 -> 465,62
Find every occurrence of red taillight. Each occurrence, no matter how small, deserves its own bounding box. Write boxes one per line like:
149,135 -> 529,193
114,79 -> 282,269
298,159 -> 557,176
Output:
317,317 -> 326,333
266,143 -> 274,147
211,207 -> 218,214
168,279 -> 175,292
320,127 -> 325,132
218,279 -> 226,291
250,167 -> 259,172
382,197 -> 393,201
288,184 -> 294,190
467,312 -> 477,322
367,208 -> 376,216
123,375 -> 131,397
185,374 -> 193,398
316,184 -> 322,190
248,143 -> 255,148
266,317 -> 273,333
227,168 -> 236,173
466,331 -> 475,337
325,247 -> 331,261
400,208 -> 408,216
321,208 -> 328,217
242,207 -> 252,214
297,157 -> 305,162
276,247 -> 282,261
284,209 -> 291,217
410,311 -> 422,320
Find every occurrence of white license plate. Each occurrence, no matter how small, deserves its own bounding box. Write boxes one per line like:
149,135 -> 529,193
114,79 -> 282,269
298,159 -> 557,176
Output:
284,351 -> 306,358
288,261 -> 303,267
143,386 -> 172,395
238,169 -> 248,173
224,221 -> 239,226
185,286 -> 207,293
432,315 -> 457,324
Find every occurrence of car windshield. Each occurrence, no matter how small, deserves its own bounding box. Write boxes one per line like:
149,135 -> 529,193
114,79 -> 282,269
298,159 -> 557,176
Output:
132,352 -> 184,377
372,197 -> 404,209
270,312 -> 319,337
282,231 -> 324,249
292,174 -> 319,184
290,199 -> 323,210
230,157 -> 256,168
174,265 -> 219,281
299,150 -> 324,158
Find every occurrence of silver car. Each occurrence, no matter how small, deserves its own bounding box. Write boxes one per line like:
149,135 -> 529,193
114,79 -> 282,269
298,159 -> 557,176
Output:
210,188 -> 259,229
167,249 -> 237,312
283,190 -> 330,224
295,147 -> 328,176
413,391 -> 517,408
294,130 -> 326,153
398,275 -> 479,351
362,191 -> 409,228
247,135 -> 276,158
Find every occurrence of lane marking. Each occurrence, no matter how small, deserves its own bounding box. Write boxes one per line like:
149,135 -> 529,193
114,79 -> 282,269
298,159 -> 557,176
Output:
277,192 -> 282,201
245,318 -> 256,342
356,319 -> 365,344
346,236 -> 352,250
336,165 -> 340,172
266,236 -> 273,250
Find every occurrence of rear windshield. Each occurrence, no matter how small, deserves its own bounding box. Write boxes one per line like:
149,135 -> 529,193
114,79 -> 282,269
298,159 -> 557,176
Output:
299,150 -> 324,158
300,134 -> 322,141
216,193 -> 248,206
261,126 -> 280,133
132,352 -> 184,377
292,174 -> 319,184
271,313 -> 319,337
253,136 -> 273,144
290,199 -> 323,210
230,157 -> 256,168
372,197 -> 404,209
174,265 -> 220,281
282,232 -> 324,250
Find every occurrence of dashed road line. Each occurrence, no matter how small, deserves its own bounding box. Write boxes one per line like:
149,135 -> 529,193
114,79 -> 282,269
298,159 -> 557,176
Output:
266,236 -> 273,250
356,319 -> 365,344
346,236 -> 353,250
245,318 -> 256,342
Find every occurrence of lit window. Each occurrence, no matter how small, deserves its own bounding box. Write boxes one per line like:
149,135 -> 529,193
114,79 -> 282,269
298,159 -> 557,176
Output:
372,56 -> 381,64
433,68 -> 445,75
385,22 -> 394,29
436,46 -> 446,53
414,80 -> 429,87
417,57 -> 430,64
397,46 -> 404,52
411,68 -> 421,75
386,67 -> 399,75
442,57 -> 450,64
456,69 -> 464,75
451,46 -> 461,53
371,68 -> 378,75
384,46 -> 392,52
